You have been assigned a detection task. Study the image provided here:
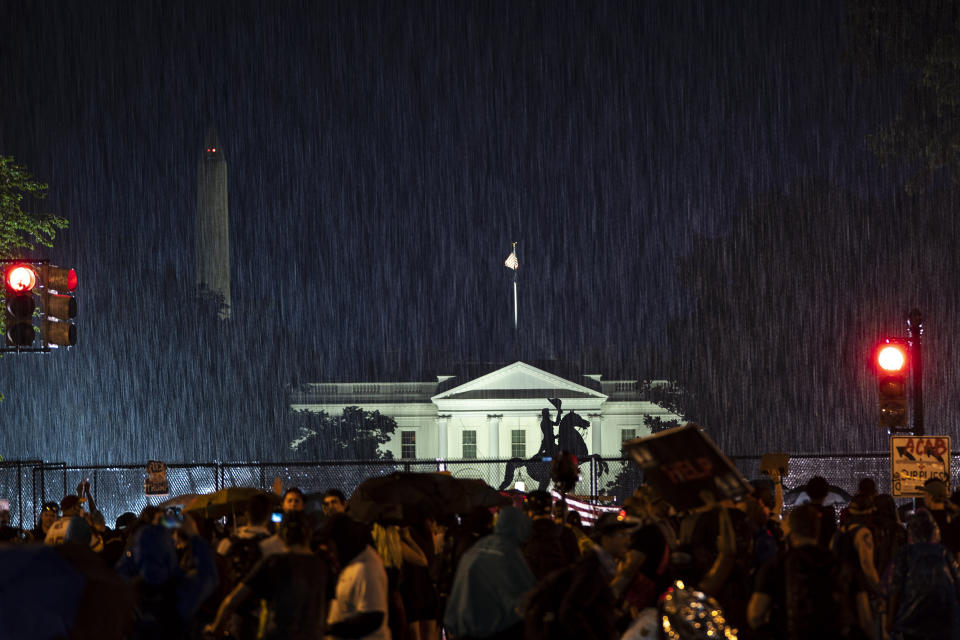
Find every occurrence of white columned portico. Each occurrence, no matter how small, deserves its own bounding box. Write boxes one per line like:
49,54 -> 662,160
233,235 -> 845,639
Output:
436,414 -> 451,459
487,414 -> 502,458
589,413 -> 602,455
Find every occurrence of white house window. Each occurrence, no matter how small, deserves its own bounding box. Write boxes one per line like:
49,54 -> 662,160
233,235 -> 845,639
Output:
462,430 -> 477,459
511,430 -> 526,458
621,428 -> 637,443
401,431 -> 416,459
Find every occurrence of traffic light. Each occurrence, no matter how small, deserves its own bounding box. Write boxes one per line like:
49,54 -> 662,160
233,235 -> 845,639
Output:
4,263 -> 38,347
39,265 -> 77,347
876,342 -> 909,429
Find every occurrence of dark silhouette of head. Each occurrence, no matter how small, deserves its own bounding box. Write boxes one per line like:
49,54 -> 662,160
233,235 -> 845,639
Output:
247,494 -> 271,526
787,504 -> 821,542
805,476 -> 830,502
279,511 -> 311,547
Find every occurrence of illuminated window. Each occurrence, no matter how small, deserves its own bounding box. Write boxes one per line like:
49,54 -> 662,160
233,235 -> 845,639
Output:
401,431 -> 416,459
511,430 -> 526,458
462,430 -> 477,459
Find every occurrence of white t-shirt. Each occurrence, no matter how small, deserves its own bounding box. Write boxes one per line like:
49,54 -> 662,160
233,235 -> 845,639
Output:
327,545 -> 390,640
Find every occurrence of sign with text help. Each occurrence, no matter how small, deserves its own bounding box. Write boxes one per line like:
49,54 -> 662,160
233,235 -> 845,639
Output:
623,424 -> 752,512
891,436 -> 951,498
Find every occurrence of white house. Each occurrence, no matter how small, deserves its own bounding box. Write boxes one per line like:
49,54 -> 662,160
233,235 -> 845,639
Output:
289,361 -> 682,461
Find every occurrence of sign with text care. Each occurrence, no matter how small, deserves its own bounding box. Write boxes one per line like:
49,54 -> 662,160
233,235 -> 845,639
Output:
890,436 -> 951,498
624,424 -> 752,512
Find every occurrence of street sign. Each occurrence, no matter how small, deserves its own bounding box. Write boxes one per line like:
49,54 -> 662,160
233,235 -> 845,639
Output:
890,436 -> 951,497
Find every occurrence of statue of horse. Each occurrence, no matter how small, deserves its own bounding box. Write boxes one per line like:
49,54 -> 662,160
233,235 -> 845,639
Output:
498,410 -> 609,492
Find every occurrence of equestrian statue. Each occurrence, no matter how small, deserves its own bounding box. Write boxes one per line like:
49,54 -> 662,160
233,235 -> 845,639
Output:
498,398 -> 609,492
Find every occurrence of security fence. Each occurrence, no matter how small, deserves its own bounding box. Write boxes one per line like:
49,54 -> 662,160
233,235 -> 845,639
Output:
3,452 -> 958,529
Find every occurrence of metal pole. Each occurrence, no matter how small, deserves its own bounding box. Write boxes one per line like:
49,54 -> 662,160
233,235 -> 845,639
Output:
908,309 -> 924,436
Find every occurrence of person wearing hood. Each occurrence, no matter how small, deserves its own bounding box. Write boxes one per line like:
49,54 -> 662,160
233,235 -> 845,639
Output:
443,506 -> 534,640
115,513 -> 218,640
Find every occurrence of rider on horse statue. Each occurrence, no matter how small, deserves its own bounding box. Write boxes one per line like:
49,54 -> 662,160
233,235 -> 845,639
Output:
536,398 -> 563,459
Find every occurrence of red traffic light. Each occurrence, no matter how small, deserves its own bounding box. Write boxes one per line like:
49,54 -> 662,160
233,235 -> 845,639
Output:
877,344 -> 907,372
5,265 -> 37,293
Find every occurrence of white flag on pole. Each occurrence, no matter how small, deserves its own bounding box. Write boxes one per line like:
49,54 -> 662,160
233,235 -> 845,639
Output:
504,251 -> 518,270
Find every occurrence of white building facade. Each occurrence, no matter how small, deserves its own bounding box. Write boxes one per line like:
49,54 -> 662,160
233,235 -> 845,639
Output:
290,361 -> 681,461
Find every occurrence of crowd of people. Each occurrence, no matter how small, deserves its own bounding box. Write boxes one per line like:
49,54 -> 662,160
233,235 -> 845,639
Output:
2,472 -> 960,640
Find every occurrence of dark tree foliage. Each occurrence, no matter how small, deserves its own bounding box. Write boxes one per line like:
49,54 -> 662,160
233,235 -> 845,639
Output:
663,177 -> 960,456
637,380 -> 687,434
846,0 -> 960,192
288,406 -> 397,460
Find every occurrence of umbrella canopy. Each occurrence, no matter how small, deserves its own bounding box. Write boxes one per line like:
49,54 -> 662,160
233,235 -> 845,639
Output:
156,493 -> 200,510
183,487 -> 269,519
349,472 -> 508,524
0,544 -> 134,639
784,484 -> 852,507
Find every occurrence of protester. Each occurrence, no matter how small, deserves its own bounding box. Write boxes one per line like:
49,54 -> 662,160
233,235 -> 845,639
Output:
444,507 -> 534,640
30,501 -> 60,542
216,493 -> 273,640
205,511 -> 330,640
803,475 -> 837,549
749,504 -> 849,639
323,488 -> 348,516
325,514 -> 391,640
521,489 -> 580,580
372,521 -> 428,640
887,509 -> 960,640
262,487 -> 306,556
115,513 -> 219,640
522,511 -> 635,640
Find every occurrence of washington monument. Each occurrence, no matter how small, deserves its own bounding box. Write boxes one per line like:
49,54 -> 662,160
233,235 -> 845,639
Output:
196,128 -> 231,319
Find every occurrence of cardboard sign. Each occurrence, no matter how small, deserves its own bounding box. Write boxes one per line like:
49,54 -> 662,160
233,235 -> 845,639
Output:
624,424 -> 752,512
145,460 -> 170,497
891,436 -> 951,498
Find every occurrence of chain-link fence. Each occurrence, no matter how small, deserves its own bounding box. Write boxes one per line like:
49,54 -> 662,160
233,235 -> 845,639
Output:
5,452 -> 957,528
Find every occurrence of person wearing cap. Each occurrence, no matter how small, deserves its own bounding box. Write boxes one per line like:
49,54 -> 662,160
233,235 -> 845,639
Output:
29,501 -> 60,542
45,493 -> 104,552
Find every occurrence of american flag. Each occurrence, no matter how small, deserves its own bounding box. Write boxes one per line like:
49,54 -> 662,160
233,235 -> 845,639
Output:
504,251 -> 518,270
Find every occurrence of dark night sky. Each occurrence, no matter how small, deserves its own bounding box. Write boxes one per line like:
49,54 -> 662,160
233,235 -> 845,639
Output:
0,1 -> 945,462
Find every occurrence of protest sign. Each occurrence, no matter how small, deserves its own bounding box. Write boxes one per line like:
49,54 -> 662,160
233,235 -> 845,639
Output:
890,436 -> 951,498
623,424 -> 752,512
145,460 -> 170,496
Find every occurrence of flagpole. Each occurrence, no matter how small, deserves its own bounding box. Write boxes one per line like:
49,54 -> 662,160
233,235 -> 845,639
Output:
512,242 -> 518,331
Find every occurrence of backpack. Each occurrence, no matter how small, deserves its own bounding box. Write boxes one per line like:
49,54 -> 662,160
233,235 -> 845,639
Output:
522,554 -> 618,640
522,519 -> 580,580
521,565 -> 578,640
225,533 -> 268,587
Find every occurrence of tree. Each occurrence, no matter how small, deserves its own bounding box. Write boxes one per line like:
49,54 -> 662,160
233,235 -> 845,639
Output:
846,1 -> 960,193
0,156 -> 68,254
288,406 -> 397,460
637,380 -> 688,434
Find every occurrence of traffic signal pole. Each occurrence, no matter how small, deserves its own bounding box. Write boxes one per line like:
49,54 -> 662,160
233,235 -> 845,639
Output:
908,309 -> 924,436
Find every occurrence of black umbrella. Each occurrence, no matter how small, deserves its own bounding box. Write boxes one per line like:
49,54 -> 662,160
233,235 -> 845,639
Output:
783,484 -> 852,507
349,472 -> 508,523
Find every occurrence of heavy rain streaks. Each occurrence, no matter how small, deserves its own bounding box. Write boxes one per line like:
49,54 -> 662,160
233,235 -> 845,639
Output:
0,0 -> 952,463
